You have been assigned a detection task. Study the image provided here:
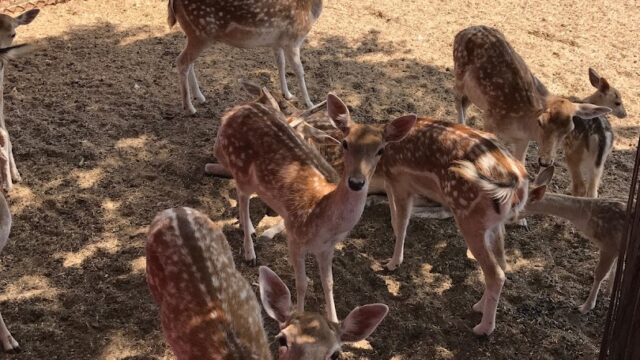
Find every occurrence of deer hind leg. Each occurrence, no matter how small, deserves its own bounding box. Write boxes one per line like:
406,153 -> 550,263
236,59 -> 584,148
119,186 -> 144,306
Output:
605,258 -> 618,296
187,63 -> 206,104
586,163 -> 605,198
455,94 -> 470,124
579,249 -> 617,314
176,38 -> 207,114
460,223 -> 505,336
237,190 -> 257,264
284,45 -> 313,108
316,248 -> 338,323
566,148 -> 586,197
274,48 -> 293,100
386,187 -> 414,271
259,218 -> 285,241
289,242 -> 308,313
0,311 -> 18,353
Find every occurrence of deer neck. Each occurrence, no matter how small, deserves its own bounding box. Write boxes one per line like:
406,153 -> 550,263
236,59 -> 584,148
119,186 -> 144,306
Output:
581,91 -> 604,107
525,193 -> 590,224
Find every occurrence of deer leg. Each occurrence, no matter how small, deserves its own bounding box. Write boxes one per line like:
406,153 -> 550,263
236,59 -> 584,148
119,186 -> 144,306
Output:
316,248 -> 338,323
579,250 -> 617,313
187,64 -> 206,104
605,258 -> 618,296
289,243 -> 308,313
0,311 -> 18,353
489,225 -> 507,272
259,218 -> 285,241
456,94 -> 470,124
176,38 -> 207,114
237,190 -> 256,264
566,149 -> 586,197
274,48 -> 293,100
586,163 -> 604,198
386,187 -> 413,271
284,45 -> 313,108
460,223 -> 505,336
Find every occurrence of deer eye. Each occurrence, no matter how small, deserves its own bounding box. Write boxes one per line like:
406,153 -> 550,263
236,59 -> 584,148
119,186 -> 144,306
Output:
342,140 -> 348,150
330,350 -> 341,360
615,101 -> 622,106
377,148 -> 384,156
277,335 -> 288,348
9,33 -> 15,38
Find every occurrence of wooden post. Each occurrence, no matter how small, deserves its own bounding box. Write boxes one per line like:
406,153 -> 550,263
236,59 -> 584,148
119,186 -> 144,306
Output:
600,135 -> 640,359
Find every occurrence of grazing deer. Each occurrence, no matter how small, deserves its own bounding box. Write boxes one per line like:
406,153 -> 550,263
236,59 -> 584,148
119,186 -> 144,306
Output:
564,68 -> 627,198
168,0 -> 322,114
0,127 -> 18,352
146,207 -> 389,359
214,92 -> 415,322
524,169 -> 625,314
0,9 -> 39,185
453,25 -> 611,167
378,117 -> 556,336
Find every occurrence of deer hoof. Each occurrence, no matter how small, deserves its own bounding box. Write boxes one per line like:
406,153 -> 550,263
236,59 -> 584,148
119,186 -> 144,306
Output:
577,303 -> 593,314
472,323 -> 494,336
245,258 -> 257,267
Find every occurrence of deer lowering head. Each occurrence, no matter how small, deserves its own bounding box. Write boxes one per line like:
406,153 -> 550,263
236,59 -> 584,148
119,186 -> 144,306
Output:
168,0 -> 322,114
453,25 -> 611,167
146,207 -> 388,359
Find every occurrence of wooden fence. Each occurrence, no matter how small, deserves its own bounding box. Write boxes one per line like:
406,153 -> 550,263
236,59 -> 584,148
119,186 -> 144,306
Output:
600,135 -> 640,359
0,0 -> 69,14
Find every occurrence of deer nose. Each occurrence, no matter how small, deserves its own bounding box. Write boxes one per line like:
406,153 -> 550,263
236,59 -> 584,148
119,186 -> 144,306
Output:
538,158 -> 554,167
348,177 -> 365,191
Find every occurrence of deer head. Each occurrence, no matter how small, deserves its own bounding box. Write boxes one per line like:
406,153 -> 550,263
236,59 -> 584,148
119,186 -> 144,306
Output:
585,68 -> 627,119
0,9 -> 38,49
259,266 -> 389,360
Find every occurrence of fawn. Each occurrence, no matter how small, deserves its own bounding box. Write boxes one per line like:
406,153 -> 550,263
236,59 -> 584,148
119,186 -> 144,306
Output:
168,0 -> 322,114
0,127 -> 18,352
377,116 -> 556,336
453,25 -> 611,167
146,207 -> 389,359
564,68 -> 627,198
214,92 -> 415,322
0,9 -> 39,186
524,167 -> 625,313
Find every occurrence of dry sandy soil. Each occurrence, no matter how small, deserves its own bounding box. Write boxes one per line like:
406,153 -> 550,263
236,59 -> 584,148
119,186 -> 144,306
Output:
0,0 -> 639,359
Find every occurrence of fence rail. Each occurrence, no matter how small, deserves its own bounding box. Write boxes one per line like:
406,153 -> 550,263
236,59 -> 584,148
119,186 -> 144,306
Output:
0,0 -> 69,14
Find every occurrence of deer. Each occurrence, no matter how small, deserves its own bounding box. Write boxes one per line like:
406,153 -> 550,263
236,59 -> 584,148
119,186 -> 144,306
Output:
523,166 -> 625,314
146,207 -> 389,359
563,68 -> 627,198
0,127 -> 18,353
167,0 -> 322,114
453,25 -> 611,169
0,9 -> 39,186
214,91 -> 415,323
376,116 -> 557,336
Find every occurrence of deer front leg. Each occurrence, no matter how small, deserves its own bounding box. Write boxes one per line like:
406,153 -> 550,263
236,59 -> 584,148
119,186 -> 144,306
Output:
0,311 -> 19,353
579,249 -> 617,313
289,243 -> 308,313
176,39 -> 207,115
187,64 -> 206,104
386,188 -> 413,271
237,190 -> 256,265
284,45 -> 313,108
316,248 -> 338,323
455,94 -> 470,124
274,48 -> 293,100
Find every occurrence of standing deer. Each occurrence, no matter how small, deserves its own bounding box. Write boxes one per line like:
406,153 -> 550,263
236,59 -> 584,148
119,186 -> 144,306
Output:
524,168 -> 625,313
168,0 -> 322,114
0,9 -> 39,186
214,92 -> 415,322
453,26 -> 611,167
564,68 -> 627,198
0,127 -> 18,352
146,207 -> 389,359
378,117 -> 555,336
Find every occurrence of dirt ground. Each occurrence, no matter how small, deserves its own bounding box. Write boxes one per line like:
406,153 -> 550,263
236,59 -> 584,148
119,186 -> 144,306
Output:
1,0 -> 638,359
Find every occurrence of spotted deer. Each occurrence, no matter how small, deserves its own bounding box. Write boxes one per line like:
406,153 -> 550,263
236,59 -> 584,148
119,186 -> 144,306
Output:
0,127 -> 18,352
453,26 -> 611,168
146,207 -> 389,359
524,168 -> 625,313
377,117 -> 556,336
168,0 -> 322,114
563,68 -> 627,198
0,9 -> 39,186
214,92 -> 415,322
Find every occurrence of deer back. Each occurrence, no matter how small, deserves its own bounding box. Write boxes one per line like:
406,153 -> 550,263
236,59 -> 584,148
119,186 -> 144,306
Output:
146,207 -> 271,360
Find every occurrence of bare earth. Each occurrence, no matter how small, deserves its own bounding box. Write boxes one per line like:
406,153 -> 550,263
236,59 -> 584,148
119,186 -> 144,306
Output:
1,0 -> 639,359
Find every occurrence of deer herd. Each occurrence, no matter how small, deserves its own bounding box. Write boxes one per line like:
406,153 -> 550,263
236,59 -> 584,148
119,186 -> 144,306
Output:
0,0 -> 632,358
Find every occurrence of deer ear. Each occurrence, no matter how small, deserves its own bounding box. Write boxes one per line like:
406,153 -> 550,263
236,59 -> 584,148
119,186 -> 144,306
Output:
339,304 -> 389,342
384,114 -> 416,143
598,77 -> 611,93
528,185 -> 547,203
259,266 -> 292,324
260,87 -> 281,111
327,93 -> 352,134
588,68 -> 601,89
15,9 -> 39,26
574,103 -> 611,119
533,165 -> 555,186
